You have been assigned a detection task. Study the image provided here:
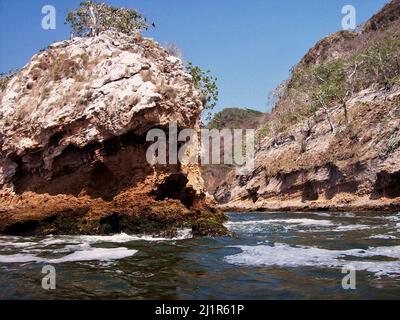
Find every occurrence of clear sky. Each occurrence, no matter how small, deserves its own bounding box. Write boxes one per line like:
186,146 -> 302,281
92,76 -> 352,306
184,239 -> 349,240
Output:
0,0 -> 389,114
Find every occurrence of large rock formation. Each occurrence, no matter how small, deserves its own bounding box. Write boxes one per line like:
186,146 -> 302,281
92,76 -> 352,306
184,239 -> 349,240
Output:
216,1 -> 400,212
0,31 -> 227,236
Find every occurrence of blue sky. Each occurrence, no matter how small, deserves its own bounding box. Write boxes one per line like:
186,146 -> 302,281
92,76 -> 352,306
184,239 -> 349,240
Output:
0,0 -> 389,114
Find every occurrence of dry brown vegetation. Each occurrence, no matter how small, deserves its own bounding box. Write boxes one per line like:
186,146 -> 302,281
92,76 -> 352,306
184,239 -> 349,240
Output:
156,79 -> 177,100
7,50 -> 98,122
259,4 -> 400,138
28,51 -> 93,94
164,43 -> 183,59
140,69 -> 153,82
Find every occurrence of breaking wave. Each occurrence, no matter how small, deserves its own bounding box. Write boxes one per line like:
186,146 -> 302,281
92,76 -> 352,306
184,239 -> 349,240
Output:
0,229 -> 192,264
225,218 -> 335,233
0,247 -> 138,264
225,243 -> 400,277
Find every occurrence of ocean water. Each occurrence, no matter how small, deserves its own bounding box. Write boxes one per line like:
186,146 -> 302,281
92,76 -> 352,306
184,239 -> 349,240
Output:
0,211 -> 400,299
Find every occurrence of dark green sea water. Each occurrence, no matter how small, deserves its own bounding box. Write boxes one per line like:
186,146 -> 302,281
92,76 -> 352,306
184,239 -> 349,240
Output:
1,211 -> 400,299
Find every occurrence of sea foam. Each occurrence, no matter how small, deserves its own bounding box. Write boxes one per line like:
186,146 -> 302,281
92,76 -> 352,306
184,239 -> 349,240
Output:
225,243 -> 400,277
0,247 -> 138,264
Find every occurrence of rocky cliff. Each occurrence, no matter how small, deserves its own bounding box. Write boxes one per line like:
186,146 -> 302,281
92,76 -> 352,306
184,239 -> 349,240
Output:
216,1 -> 400,212
0,31 -> 227,236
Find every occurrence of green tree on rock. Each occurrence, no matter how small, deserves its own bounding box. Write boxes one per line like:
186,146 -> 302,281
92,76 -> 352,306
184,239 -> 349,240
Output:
186,62 -> 219,123
66,1 -> 149,37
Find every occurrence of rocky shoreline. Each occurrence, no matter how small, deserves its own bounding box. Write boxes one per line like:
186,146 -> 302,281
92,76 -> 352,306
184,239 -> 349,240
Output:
0,192 -> 229,237
220,199 -> 400,213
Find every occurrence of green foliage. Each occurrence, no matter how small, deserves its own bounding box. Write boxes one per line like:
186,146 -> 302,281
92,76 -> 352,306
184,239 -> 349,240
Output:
263,58 -> 349,135
186,62 -> 219,122
355,38 -> 400,88
310,60 -> 347,107
65,1 -> 148,37
256,125 -> 271,142
292,59 -> 347,104
287,37 -> 400,118
208,108 -> 263,130
264,12 -> 400,138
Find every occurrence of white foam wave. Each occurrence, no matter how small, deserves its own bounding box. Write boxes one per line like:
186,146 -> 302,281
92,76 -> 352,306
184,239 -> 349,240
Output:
226,217 -> 392,235
309,212 -> 356,218
50,247 -> 138,263
376,214 -> 400,222
308,212 -> 331,217
225,219 -> 335,233
0,229 -> 192,264
0,247 -> 138,264
369,235 -> 398,240
225,243 -> 400,277
0,230 -> 192,252
0,253 -> 42,263
280,219 -> 335,226
39,238 -> 72,246
332,224 -> 371,232
75,230 -> 192,243
0,241 -> 37,248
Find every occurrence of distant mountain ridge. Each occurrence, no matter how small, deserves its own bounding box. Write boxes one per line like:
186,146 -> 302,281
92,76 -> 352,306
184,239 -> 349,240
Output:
207,108 -> 265,130
202,108 -> 265,194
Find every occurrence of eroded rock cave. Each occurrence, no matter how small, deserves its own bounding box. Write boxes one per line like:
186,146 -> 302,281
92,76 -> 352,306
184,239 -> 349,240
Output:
372,171 -> 400,199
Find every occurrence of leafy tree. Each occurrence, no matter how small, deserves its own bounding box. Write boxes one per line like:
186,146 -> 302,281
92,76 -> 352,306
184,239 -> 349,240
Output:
359,39 -> 400,89
309,60 -> 347,132
342,62 -> 359,125
65,1 -> 149,37
186,62 -> 219,123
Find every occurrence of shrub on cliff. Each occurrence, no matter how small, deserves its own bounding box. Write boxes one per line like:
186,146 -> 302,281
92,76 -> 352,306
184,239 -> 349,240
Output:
263,7 -> 400,137
65,0 -> 149,37
354,38 -> 400,89
268,36 -> 400,135
306,60 -> 347,132
186,62 -> 219,122
165,43 -> 183,59
0,70 -> 18,92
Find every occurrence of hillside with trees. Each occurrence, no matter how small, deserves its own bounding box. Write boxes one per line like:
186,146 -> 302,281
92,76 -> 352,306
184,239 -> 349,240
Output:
215,0 -> 400,211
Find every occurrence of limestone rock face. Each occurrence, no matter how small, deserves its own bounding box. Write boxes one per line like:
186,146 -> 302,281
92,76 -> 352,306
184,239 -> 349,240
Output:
1,31 -> 202,186
0,31 -> 227,236
217,88 -> 400,212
